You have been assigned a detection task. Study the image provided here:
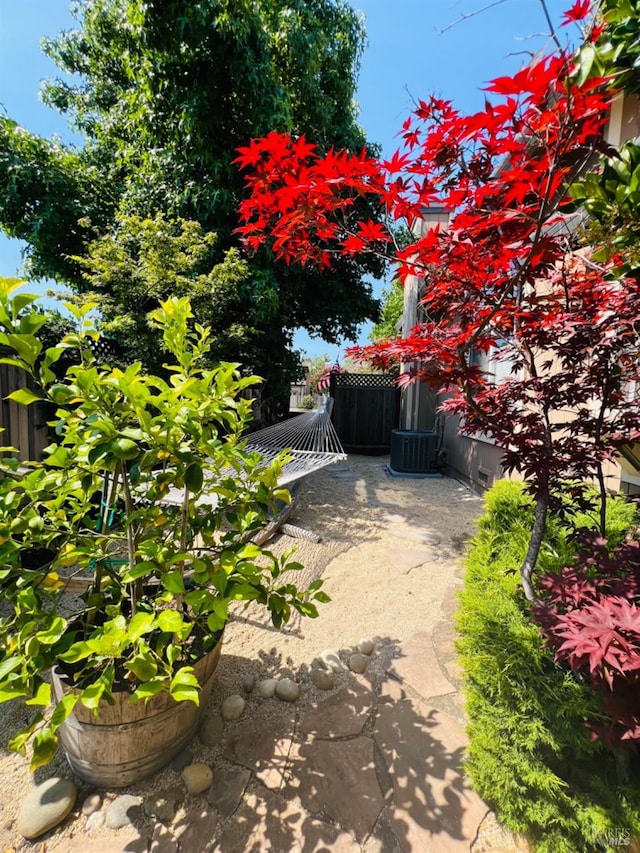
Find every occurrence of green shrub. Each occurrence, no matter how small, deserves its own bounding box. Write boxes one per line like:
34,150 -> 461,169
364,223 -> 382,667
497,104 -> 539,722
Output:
300,394 -> 316,410
457,479 -> 640,852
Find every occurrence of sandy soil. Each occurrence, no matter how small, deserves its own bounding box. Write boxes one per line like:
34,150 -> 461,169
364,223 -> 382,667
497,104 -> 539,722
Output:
0,454 -> 485,851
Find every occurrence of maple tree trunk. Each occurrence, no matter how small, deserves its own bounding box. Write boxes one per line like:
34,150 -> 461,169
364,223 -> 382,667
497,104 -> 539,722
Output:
520,497 -> 548,603
615,748 -> 630,785
596,465 -> 608,538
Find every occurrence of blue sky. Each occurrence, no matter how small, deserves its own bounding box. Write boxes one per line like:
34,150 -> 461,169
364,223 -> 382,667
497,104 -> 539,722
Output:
0,0 -> 576,359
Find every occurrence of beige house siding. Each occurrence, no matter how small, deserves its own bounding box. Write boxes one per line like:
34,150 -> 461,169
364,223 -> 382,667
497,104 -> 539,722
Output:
441,413 -> 508,492
401,92 -> 640,494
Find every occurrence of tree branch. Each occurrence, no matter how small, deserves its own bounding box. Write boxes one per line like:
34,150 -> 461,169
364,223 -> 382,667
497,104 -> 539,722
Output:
436,0 -> 510,35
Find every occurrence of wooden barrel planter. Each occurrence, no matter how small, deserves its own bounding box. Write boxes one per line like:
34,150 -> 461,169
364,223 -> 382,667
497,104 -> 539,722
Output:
51,633 -> 223,787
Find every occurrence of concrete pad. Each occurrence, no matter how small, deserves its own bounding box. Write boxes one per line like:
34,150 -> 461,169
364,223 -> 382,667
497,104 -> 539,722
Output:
374,698 -> 488,852
387,632 -> 456,700
212,788 -> 360,852
300,680 -> 375,738
285,736 -> 384,843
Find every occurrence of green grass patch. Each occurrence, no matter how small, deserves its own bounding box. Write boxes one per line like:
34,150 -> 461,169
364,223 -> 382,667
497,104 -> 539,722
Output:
457,480 -> 640,852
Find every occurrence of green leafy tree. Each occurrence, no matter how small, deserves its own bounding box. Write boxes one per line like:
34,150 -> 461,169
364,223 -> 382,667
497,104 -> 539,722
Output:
368,280 -> 403,342
0,0 -> 383,421
368,225 -> 413,343
68,213 -> 253,373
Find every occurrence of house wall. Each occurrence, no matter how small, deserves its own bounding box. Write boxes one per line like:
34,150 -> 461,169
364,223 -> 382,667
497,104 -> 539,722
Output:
607,92 -> 640,148
440,412 -> 510,492
401,379 -> 438,432
405,91 -> 640,495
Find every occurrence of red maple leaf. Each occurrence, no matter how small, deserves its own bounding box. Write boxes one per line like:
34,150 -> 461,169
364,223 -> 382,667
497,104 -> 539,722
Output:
561,0 -> 592,27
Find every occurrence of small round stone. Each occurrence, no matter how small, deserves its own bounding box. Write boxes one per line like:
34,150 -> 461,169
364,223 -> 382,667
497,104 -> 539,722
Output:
349,653 -> 369,674
318,649 -> 346,672
106,794 -> 142,829
183,763 -> 214,795
242,674 -> 256,693
85,811 -> 105,834
171,748 -> 193,771
221,694 -> 246,721
275,678 -> 300,702
18,777 -> 77,840
143,787 -> 182,823
310,669 -> 335,691
357,639 -> 374,656
257,678 -> 278,698
81,793 -> 102,816
199,714 -> 224,746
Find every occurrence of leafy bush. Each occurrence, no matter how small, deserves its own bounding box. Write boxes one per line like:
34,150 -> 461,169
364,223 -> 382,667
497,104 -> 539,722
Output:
300,394 -> 316,410
0,284 -> 327,771
534,533 -> 640,751
457,480 -> 640,852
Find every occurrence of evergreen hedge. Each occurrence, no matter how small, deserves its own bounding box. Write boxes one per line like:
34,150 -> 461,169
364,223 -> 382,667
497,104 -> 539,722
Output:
457,480 -> 640,852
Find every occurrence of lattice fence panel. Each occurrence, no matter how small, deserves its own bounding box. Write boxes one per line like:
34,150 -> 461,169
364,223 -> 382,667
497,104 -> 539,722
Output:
332,372 -> 397,389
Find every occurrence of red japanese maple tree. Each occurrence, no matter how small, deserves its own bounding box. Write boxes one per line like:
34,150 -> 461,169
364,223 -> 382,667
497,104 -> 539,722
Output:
235,0 -> 640,606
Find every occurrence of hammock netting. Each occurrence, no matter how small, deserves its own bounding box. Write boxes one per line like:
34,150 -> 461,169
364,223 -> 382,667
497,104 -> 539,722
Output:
244,402 -> 346,487
148,402 -> 346,508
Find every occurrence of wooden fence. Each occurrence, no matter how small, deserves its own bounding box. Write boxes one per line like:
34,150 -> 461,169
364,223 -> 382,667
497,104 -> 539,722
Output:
0,362 -> 51,461
329,372 -> 400,454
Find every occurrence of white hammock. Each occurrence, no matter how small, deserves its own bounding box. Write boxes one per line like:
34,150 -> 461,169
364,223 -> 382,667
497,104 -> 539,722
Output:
153,400 -> 346,508
62,403 -> 345,591
245,399 -> 346,487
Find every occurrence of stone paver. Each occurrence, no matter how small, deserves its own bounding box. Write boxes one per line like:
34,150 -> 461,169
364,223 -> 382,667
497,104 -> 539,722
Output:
225,708 -> 296,789
285,736 -> 385,842
388,546 -> 439,573
150,823 -> 179,853
388,630 -> 457,700
363,813 -> 404,853
300,679 -> 375,738
374,697 -> 488,852
207,765 -> 251,820
173,808 -> 219,850
213,788 -> 360,852
46,831 -> 147,853
355,477 -> 369,493
388,527 -> 442,546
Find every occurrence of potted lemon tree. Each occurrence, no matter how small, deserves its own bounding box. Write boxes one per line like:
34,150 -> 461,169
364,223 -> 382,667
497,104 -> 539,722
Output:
0,281 -> 326,786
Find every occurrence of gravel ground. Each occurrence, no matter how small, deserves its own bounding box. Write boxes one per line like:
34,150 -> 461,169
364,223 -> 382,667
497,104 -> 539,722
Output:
0,454 -> 484,851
